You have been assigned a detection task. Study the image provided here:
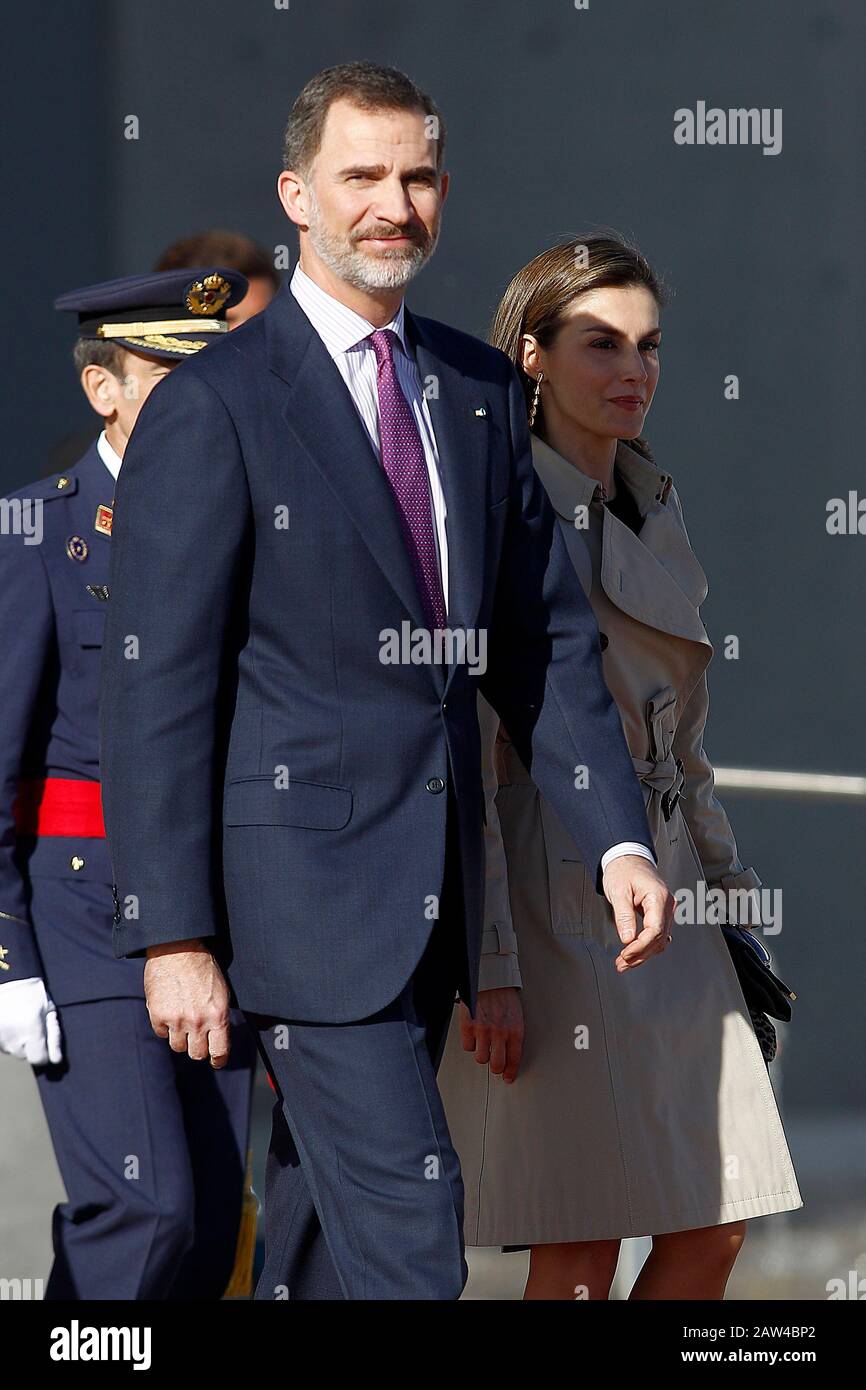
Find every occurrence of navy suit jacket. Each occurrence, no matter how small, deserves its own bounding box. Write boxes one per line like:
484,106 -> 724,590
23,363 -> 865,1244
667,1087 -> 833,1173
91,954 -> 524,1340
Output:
0,446 -> 143,1001
99,285 -> 652,1021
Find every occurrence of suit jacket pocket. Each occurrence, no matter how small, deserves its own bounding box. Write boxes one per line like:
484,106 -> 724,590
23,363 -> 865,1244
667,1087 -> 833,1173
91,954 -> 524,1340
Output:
224,776 -> 353,830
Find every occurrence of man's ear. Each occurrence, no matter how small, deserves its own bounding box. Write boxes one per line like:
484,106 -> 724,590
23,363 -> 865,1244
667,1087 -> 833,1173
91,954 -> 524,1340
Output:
277,169 -> 310,230
80,363 -> 120,420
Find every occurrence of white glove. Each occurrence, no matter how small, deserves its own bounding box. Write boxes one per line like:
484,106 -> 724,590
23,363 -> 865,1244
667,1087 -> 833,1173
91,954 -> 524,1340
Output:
0,977 -> 63,1065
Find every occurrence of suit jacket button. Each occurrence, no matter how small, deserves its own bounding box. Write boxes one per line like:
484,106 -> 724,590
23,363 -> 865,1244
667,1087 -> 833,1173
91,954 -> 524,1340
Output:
599,632 -> 609,651
426,777 -> 445,794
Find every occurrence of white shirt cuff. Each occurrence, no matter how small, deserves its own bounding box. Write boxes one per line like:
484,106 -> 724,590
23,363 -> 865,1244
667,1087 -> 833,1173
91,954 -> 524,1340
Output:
601,841 -> 657,872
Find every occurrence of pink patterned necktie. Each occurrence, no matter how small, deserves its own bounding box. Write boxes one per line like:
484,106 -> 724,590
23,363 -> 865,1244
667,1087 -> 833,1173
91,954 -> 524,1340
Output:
368,328 -> 447,632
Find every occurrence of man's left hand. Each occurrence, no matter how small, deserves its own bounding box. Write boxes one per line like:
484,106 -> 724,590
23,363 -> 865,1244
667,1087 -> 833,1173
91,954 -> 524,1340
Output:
602,855 -> 675,972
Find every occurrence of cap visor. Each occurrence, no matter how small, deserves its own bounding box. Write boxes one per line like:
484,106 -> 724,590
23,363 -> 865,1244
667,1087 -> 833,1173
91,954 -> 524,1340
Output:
112,331 -> 216,360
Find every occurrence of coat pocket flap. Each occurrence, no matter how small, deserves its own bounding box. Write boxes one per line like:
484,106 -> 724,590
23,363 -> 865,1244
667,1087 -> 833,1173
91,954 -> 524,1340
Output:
15,834 -> 113,882
73,608 -> 107,648
224,776 -> 353,829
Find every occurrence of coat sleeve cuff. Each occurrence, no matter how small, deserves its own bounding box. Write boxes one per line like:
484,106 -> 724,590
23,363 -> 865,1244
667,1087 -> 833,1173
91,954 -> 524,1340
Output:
711,867 -> 763,924
0,911 -> 44,984
112,918 -> 219,959
478,922 -> 522,990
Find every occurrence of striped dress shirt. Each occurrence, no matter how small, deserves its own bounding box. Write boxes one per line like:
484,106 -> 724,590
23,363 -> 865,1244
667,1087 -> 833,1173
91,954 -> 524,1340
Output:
290,262 -> 449,613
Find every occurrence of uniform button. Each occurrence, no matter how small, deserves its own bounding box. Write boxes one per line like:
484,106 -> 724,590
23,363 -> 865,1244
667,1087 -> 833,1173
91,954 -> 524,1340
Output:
599,633 -> 609,651
70,855 -> 85,871
426,777 -> 445,794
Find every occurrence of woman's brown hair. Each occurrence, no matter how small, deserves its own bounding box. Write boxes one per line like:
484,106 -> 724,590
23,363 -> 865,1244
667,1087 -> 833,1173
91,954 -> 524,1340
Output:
489,235 -> 668,460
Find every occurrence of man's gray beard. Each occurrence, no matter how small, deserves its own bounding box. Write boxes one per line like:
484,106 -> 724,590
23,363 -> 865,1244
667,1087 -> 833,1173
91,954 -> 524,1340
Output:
305,193 -> 438,292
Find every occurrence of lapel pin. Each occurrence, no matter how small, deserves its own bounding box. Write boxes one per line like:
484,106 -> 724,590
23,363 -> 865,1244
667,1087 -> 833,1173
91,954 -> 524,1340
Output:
474,406 -> 487,417
94,503 -> 113,537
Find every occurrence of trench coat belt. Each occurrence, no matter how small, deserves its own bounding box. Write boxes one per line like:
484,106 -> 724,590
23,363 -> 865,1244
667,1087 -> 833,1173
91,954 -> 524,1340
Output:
632,754 -> 685,821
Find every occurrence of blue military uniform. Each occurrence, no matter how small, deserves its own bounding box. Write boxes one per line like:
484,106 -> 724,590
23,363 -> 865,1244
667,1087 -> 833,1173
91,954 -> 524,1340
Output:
0,268 -> 259,1299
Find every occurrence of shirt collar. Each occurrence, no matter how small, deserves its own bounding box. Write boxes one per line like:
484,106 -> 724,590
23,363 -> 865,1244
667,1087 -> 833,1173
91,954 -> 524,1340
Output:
96,430 -> 122,482
290,262 -> 410,360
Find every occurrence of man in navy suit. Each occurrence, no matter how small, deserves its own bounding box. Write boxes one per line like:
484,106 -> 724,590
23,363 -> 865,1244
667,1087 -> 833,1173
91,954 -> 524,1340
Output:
0,269 -> 257,1298
100,63 -> 674,1300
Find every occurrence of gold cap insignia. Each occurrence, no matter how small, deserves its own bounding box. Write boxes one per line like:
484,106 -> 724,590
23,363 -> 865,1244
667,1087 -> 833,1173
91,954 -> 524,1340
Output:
66,535 -> 88,563
185,273 -> 232,317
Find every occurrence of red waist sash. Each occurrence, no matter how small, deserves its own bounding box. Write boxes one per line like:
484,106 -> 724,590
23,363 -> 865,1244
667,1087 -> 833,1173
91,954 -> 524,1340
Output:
14,778 -> 106,838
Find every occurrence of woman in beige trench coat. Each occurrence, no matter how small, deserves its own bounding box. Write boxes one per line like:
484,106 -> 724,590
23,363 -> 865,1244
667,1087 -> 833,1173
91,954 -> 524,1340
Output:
436,236 -> 802,1299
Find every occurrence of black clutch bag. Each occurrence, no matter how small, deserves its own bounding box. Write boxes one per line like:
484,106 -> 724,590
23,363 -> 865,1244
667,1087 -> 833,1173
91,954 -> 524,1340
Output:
722,925 -> 796,1065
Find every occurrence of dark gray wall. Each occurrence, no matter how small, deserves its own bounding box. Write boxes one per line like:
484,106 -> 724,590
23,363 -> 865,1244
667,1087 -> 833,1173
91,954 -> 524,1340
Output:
2,0 -> 864,1109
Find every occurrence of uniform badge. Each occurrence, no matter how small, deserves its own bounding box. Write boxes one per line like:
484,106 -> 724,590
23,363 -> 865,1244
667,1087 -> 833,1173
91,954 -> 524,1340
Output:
66,535 -> 88,563
185,273 -> 231,316
94,503 -> 113,537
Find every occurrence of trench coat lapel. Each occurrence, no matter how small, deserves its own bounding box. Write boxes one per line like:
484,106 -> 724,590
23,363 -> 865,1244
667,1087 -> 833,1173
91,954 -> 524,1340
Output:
531,434 -> 712,650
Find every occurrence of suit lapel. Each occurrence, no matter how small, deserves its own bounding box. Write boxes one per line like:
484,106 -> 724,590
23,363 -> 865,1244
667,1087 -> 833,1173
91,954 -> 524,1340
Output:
266,287 -> 430,634
74,444 -> 114,588
267,289 -> 489,675
405,309 -> 488,641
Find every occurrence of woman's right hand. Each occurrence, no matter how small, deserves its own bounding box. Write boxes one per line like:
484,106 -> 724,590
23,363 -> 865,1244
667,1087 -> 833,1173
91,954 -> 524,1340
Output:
458,988 -> 524,1083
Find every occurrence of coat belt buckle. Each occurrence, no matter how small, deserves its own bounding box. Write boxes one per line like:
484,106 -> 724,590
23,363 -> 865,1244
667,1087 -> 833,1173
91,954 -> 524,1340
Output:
661,758 -> 685,821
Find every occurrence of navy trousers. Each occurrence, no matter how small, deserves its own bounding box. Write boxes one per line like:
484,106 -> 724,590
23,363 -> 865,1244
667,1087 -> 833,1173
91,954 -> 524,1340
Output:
247,790 -> 472,1301
35,999 -> 256,1300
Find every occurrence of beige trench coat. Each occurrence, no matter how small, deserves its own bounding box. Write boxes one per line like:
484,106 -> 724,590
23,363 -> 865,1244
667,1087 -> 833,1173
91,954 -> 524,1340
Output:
437,434 -> 803,1244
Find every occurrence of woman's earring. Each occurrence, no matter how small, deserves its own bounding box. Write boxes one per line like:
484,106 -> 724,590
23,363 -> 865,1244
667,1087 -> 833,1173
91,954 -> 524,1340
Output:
528,371 -> 544,429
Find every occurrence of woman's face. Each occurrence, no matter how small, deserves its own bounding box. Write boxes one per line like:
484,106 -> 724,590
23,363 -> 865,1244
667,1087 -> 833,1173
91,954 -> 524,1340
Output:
523,284 -> 661,442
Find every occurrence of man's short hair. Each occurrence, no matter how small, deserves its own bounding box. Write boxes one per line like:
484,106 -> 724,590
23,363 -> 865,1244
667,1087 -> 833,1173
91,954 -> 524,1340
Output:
283,61 -> 446,179
154,230 -> 279,289
72,338 -> 125,377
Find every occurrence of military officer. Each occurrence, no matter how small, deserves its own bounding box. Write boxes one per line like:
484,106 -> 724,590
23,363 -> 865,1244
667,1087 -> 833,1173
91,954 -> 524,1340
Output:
0,268 -> 258,1299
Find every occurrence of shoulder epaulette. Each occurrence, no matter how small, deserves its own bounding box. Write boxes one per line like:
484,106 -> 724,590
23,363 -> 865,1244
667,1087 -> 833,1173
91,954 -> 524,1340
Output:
2,471 -> 81,505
